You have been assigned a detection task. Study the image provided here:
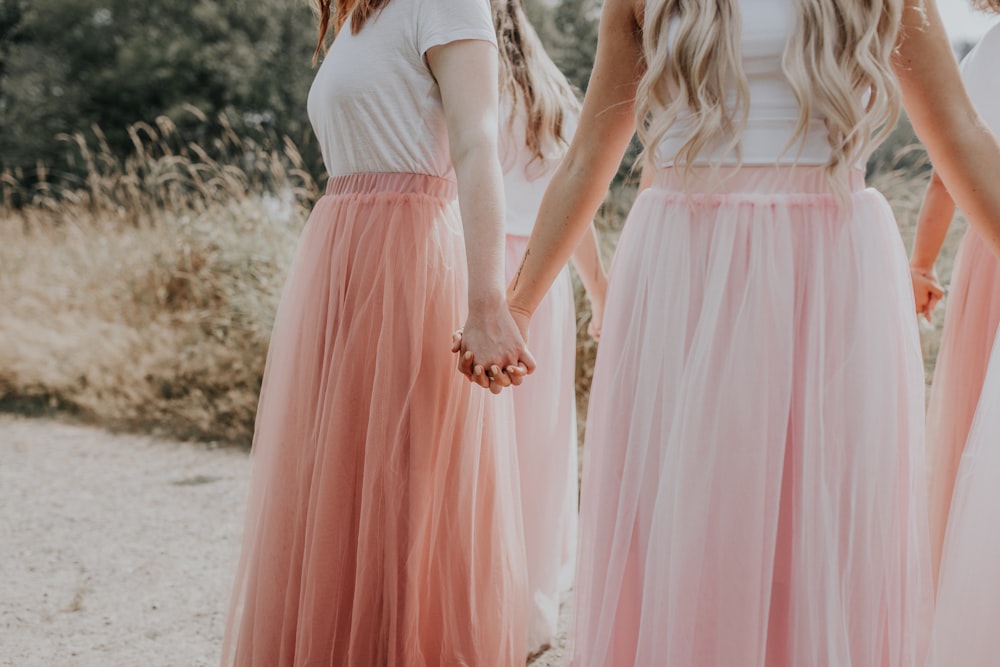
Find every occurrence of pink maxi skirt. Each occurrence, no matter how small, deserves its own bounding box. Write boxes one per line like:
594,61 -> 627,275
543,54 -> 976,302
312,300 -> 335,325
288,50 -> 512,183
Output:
570,167 -> 933,667
505,235 -> 578,655
932,318 -> 1000,664
222,173 -> 527,666
925,228 -> 1000,586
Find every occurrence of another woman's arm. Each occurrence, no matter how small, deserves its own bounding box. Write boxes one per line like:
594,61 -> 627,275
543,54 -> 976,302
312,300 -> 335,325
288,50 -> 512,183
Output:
506,0 -> 645,324
570,227 -> 608,339
909,171 -> 951,319
895,0 -> 1000,257
428,39 -> 534,391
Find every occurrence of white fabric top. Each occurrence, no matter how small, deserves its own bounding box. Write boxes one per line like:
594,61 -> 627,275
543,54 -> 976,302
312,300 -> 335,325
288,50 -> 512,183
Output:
501,100 -> 577,237
961,23 -> 1000,135
307,0 -> 496,179
655,0 -> 834,167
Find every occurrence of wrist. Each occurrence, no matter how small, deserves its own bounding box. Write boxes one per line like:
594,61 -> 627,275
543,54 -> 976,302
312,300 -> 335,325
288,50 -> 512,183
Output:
909,255 -> 936,274
467,287 -> 506,317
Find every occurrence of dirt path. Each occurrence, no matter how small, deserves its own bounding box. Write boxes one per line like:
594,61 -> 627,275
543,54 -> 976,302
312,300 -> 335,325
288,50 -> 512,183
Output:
0,415 -> 566,666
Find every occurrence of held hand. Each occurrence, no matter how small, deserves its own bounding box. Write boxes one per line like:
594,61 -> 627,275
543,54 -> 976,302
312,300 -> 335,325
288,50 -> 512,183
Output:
452,303 -> 536,394
910,266 -> 944,323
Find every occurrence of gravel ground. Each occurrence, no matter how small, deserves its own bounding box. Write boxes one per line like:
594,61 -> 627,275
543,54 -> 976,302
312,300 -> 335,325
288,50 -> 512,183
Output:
0,415 -> 567,666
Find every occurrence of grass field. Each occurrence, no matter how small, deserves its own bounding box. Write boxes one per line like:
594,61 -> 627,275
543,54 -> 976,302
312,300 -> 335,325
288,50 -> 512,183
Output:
0,118 -> 969,446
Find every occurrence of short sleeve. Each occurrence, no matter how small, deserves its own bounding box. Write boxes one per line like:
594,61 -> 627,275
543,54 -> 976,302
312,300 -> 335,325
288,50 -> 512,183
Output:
416,0 -> 497,56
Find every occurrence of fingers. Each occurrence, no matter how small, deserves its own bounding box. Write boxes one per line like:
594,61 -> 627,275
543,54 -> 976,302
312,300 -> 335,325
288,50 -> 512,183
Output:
588,320 -> 602,341
506,364 -> 525,386
458,350 -> 475,377
450,328 -> 463,353
472,364 -> 490,389
518,346 -> 537,375
490,365 -> 512,388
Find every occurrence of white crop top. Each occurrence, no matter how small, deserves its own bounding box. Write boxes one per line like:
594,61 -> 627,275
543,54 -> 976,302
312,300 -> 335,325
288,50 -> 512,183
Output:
500,100 -> 577,237
307,0 -> 496,179
655,0 -> 836,167
961,23 -> 1000,137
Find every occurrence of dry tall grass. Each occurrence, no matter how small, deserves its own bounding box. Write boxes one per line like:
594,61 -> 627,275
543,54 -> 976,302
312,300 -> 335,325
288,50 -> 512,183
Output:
0,117 -> 966,445
0,114 -> 316,443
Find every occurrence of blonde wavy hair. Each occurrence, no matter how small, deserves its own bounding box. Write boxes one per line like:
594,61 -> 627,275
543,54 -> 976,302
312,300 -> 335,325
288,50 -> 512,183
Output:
493,0 -> 581,173
636,0 -> 904,187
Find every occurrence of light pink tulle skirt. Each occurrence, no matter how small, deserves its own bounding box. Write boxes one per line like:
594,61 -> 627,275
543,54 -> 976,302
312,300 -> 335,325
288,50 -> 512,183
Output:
505,235 -> 578,655
932,323 -> 1000,664
925,228 -> 1000,586
570,167 -> 933,667
221,173 -> 527,666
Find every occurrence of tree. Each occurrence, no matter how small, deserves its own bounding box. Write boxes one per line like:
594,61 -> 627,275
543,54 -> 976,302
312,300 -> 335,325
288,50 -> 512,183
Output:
0,0 -> 320,180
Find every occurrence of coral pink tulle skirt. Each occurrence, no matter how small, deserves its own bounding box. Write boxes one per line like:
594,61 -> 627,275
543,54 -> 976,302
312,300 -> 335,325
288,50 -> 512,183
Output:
924,228 -> 1000,586
505,235 -> 578,655
570,167 -> 933,667
221,173 -> 527,666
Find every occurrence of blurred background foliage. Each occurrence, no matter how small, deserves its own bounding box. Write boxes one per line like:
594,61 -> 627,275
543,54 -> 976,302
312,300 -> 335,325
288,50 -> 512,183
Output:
0,0 -> 319,189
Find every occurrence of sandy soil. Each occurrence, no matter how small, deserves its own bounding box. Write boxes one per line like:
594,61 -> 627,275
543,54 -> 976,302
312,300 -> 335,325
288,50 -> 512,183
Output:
0,414 -> 566,666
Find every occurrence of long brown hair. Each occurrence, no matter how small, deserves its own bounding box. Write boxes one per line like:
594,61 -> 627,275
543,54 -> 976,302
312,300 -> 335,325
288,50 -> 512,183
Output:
313,0 -> 392,62
493,0 -> 581,166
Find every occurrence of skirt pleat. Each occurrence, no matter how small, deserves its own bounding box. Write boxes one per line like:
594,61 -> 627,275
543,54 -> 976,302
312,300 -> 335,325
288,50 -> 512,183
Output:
570,167 -> 933,667
222,173 -> 527,667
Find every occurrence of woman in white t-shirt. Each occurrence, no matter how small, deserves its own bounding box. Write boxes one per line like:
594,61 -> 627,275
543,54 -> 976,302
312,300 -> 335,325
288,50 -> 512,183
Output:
220,0 -> 533,664
909,10 -> 1000,590
492,0 -> 608,655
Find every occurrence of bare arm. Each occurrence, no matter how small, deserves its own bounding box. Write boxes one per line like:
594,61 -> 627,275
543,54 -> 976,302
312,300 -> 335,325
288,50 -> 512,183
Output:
895,0 -> 1000,258
428,39 -> 533,391
570,225 -> 609,339
911,171 -> 956,271
909,171 -> 950,319
507,0 -> 644,321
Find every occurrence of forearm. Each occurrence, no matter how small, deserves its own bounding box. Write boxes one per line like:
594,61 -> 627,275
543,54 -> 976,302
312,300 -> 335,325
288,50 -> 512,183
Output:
454,142 -> 508,312
507,0 -> 642,317
895,0 -> 1000,257
508,154 -> 619,316
570,223 -> 608,304
910,171 -> 956,270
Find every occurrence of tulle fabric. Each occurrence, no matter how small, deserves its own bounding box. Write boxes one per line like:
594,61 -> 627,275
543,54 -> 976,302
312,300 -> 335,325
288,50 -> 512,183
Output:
925,228 -> 1000,586
931,328 -> 1000,665
570,167 -> 933,667
504,235 -> 578,655
222,173 -> 527,667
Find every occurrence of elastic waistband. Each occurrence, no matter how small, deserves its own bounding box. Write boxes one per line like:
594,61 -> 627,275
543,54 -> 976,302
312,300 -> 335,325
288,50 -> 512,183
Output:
651,166 -> 864,197
324,172 -> 458,199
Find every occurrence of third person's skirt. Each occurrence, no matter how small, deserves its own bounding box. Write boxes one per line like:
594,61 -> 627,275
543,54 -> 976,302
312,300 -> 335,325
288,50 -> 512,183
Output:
505,234 -> 578,655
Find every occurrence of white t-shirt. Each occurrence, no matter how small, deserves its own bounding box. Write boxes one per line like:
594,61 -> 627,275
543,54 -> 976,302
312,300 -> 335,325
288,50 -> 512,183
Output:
307,0 -> 496,179
961,24 -> 1000,136
501,101 -> 577,237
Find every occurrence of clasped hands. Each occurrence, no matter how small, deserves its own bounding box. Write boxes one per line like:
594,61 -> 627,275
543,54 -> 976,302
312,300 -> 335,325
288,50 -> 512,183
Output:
910,265 -> 944,323
450,303 -> 536,395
